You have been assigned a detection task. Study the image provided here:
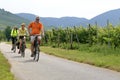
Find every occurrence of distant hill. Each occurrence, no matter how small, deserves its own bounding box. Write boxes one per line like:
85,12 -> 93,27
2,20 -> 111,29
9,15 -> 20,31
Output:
16,13 -> 37,21
0,9 -> 30,30
1,8 -> 120,30
16,13 -> 88,28
16,8 -> 120,27
88,8 -> 120,26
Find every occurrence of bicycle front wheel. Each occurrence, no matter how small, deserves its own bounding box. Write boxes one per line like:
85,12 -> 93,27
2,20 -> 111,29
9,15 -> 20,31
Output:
33,49 -> 39,61
21,51 -> 25,57
21,44 -> 25,57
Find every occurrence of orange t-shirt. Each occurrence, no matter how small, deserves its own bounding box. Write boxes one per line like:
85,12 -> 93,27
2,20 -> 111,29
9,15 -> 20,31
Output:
28,22 -> 43,35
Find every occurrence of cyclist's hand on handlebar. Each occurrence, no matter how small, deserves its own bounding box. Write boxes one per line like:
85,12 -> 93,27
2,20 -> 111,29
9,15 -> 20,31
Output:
29,33 -> 33,36
41,33 -> 45,38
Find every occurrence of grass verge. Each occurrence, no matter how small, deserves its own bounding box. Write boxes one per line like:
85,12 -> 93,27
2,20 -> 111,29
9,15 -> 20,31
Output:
41,46 -> 120,72
0,51 -> 14,80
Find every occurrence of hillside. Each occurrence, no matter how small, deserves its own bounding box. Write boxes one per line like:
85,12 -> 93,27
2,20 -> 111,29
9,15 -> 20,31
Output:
16,8 -> 120,27
1,8 -> 120,30
16,13 -> 88,28
89,8 -> 120,26
0,9 -> 30,30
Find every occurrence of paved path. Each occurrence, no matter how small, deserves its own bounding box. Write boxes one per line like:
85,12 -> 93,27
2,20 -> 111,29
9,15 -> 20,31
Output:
0,42 -> 120,80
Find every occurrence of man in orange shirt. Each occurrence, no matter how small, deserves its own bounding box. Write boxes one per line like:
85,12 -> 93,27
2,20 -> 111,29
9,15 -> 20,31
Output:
28,16 -> 44,57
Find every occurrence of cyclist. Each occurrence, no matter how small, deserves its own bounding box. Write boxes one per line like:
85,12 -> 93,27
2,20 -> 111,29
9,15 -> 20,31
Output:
10,26 -> 18,50
28,16 -> 44,57
18,23 -> 28,54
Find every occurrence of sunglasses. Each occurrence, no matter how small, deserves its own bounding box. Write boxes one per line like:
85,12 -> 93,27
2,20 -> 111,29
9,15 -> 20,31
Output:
36,18 -> 39,20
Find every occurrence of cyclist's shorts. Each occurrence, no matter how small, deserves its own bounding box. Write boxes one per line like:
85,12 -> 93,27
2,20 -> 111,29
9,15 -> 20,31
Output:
19,36 -> 24,39
30,35 -> 42,42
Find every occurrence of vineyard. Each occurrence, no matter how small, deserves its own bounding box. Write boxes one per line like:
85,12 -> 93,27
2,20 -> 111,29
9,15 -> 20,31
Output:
1,22 -> 120,53
1,23 -> 120,71
42,23 -> 120,54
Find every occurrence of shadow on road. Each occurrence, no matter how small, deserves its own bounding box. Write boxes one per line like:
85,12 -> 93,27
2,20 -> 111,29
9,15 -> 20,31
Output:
12,55 -> 22,58
5,51 -> 14,54
20,59 -> 36,63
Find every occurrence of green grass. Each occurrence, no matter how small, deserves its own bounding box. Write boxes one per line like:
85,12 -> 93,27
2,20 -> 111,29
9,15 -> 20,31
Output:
0,51 -> 14,80
40,46 -> 120,72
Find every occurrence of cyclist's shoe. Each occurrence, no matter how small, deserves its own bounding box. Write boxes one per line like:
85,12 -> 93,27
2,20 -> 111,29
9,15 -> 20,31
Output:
31,53 -> 34,57
11,47 -> 14,50
18,50 -> 20,54
31,54 -> 34,57
17,45 -> 19,49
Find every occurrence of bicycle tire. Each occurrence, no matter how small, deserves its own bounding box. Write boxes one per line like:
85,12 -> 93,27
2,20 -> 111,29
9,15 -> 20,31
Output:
13,44 -> 16,53
33,47 -> 40,61
21,51 -> 25,57
20,42 -> 25,57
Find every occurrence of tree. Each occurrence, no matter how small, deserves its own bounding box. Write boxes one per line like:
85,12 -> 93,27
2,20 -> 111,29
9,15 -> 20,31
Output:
4,26 -> 11,41
0,30 -> 5,41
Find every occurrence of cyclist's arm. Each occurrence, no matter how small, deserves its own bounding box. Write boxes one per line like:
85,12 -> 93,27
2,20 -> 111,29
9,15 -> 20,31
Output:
41,25 -> 44,37
11,29 -> 13,37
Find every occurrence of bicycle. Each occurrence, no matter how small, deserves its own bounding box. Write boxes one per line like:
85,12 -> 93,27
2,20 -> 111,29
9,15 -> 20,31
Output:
19,36 -> 26,57
33,35 -> 41,61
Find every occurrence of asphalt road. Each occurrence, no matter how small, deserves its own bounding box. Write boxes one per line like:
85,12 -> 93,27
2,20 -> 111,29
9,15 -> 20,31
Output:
0,42 -> 120,80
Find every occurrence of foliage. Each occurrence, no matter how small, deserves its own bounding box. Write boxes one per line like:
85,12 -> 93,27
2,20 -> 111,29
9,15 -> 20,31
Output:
42,24 -> 120,49
0,30 -> 6,41
4,26 -> 11,41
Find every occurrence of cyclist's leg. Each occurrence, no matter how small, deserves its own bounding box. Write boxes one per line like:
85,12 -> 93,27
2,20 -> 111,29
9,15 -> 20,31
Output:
31,42 -> 34,57
18,36 -> 22,53
14,37 -> 17,46
20,36 -> 24,48
36,36 -> 42,52
38,36 -> 42,45
24,36 -> 27,48
11,37 -> 15,50
30,36 -> 35,57
16,37 -> 19,49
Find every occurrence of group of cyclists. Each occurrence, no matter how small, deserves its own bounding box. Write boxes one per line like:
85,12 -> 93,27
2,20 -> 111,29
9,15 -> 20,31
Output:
10,16 -> 44,57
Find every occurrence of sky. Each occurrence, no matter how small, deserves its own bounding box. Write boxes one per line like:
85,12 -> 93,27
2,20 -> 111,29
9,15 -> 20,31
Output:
0,0 -> 120,19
